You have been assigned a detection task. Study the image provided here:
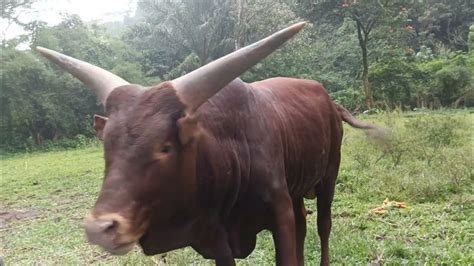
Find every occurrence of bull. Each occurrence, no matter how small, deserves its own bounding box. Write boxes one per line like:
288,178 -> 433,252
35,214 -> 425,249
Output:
37,22 -> 384,265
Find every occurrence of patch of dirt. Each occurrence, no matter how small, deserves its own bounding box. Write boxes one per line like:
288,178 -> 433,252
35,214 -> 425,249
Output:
0,205 -> 39,229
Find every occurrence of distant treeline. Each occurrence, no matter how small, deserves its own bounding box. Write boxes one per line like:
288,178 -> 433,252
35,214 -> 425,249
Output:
1,0 -> 473,150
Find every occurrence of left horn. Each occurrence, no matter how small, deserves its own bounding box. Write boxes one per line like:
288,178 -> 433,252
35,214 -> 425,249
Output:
173,22 -> 306,113
36,47 -> 129,105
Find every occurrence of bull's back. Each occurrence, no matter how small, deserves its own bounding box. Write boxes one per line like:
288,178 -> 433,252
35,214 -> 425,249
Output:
251,78 -> 342,196
198,78 -> 342,198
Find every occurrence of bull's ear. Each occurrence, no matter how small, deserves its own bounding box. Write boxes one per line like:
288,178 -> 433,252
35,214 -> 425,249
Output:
177,114 -> 199,146
93,115 -> 108,140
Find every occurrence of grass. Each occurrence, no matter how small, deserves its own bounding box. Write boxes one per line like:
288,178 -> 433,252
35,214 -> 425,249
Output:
1,110 -> 473,265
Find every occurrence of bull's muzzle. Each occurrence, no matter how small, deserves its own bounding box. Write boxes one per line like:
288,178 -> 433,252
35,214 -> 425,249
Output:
84,214 -> 136,255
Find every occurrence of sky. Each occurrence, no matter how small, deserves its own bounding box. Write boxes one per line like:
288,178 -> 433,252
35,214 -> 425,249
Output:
1,0 -> 138,40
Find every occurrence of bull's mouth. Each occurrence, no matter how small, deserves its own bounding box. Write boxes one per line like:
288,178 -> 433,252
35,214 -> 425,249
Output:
84,211 -> 149,256
107,241 -> 136,255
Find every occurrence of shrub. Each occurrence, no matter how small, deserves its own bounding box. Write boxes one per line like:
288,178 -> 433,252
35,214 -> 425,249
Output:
340,111 -> 472,202
331,88 -> 365,112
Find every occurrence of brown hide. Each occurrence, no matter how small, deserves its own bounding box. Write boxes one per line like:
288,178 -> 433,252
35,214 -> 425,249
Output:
124,78 -> 343,263
77,76 -> 361,266
189,78 -> 342,258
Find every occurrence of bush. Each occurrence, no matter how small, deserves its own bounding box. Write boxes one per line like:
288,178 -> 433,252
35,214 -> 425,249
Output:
369,56 -> 422,108
434,58 -> 472,105
339,111 -> 472,202
331,87 -> 365,111
416,52 -> 474,107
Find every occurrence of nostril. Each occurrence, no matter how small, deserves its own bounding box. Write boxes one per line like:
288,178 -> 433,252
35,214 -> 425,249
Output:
86,219 -> 118,234
96,219 -> 118,233
104,219 -> 118,233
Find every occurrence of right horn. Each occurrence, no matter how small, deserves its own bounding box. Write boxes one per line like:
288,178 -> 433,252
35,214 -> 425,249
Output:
36,47 -> 129,105
172,22 -> 306,113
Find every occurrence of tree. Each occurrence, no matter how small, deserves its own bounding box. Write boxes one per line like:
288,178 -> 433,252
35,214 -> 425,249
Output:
226,0 -> 317,83
0,15 -> 153,150
469,25 -> 474,52
1,0 -> 34,45
233,0 -> 300,46
293,0 -> 416,109
127,0 -> 305,81
369,54 -> 423,108
1,0 -> 34,27
416,0 -> 474,51
128,0 -> 236,80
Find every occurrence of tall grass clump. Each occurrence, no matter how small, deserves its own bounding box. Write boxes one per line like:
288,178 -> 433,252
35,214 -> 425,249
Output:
338,110 -> 473,203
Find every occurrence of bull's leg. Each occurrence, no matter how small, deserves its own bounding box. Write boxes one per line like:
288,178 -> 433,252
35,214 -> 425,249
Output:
316,162 -> 338,266
294,198 -> 307,266
215,257 -> 235,266
271,192 -> 298,266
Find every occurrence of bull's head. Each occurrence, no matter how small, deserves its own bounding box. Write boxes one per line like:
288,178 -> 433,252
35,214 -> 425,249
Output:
36,22 -> 305,255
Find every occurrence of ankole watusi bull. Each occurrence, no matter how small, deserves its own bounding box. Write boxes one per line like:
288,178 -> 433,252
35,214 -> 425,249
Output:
37,22 -> 385,265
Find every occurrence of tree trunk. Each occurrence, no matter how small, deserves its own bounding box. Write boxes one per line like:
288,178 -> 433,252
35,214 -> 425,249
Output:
356,21 -> 374,109
362,63 -> 373,109
235,0 -> 247,49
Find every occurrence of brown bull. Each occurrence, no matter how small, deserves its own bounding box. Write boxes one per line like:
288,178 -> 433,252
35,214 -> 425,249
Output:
37,22 -> 383,265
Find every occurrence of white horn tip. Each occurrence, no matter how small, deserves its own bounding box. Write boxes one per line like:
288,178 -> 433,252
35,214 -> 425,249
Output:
35,46 -> 49,53
290,22 -> 307,32
35,46 -> 59,58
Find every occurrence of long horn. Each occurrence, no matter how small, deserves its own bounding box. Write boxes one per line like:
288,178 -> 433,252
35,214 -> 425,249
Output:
36,47 -> 129,105
173,22 -> 306,113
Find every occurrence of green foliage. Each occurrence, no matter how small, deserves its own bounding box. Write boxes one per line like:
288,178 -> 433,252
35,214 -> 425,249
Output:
369,48 -> 474,109
417,0 -> 474,51
342,111 -> 472,202
1,0 -> 472,151
128,0 -> 236,79
0,0 -> 34,37
167,52 -> 201,79
0,46 -> 97,151
330,87 -> 365,111
417,52 -> 474,107
0,16 -> 156,151
433,53 -> 473,105
370,54 -> 422,107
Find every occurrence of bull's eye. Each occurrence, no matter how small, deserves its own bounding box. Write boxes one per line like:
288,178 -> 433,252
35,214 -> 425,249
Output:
153,142 -> 173,161
161,143 -> 172,153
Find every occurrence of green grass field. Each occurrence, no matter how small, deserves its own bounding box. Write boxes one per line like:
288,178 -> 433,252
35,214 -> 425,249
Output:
1,110 -> 473,265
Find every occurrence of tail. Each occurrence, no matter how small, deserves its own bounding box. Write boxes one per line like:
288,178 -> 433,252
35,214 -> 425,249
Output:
334,103 -> 391,141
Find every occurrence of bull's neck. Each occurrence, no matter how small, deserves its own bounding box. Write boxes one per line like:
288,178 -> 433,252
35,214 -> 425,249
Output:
193,131 -> 240,219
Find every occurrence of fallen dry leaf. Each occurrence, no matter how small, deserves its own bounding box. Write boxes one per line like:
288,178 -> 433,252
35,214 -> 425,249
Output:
371,207 -> 387,215
385,200 -> 408,209
371,198 -> 409,215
